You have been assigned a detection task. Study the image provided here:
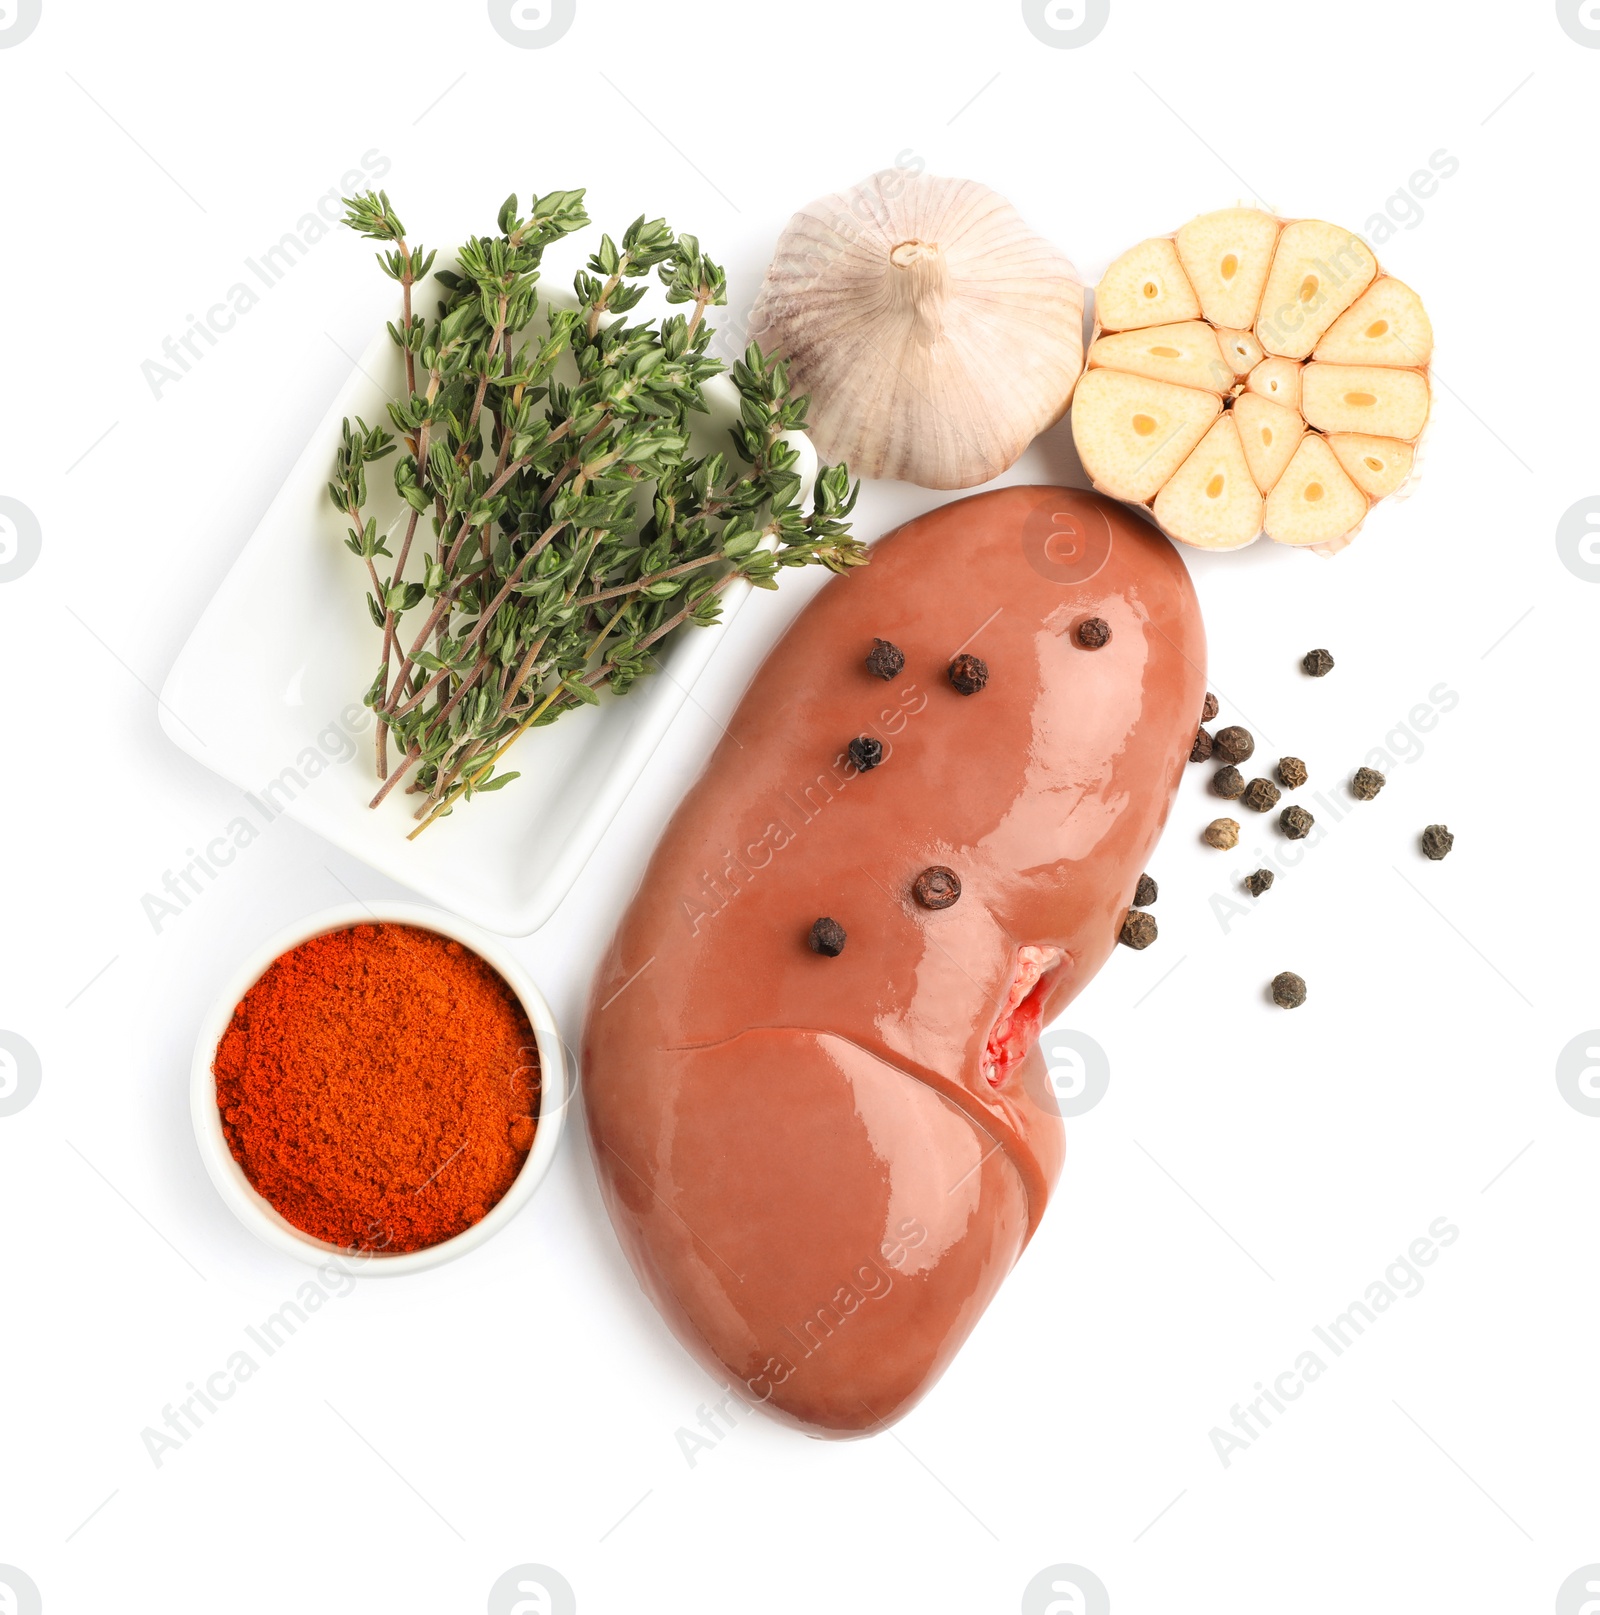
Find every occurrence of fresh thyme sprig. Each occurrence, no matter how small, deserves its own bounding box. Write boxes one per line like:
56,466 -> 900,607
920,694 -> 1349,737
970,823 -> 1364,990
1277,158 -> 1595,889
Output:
331,189 -> 863,835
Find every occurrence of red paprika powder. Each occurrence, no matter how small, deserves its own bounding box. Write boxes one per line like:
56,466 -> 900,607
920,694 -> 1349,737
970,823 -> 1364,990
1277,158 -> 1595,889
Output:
214,923 -> 539,1253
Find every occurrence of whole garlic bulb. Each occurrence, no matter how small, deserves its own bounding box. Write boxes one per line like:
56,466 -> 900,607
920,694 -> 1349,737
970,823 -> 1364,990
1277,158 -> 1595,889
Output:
748,171 -> 1084,490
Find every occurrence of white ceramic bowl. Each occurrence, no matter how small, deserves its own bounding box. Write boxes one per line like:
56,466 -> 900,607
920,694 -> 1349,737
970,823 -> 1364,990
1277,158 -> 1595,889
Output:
190,901 -> 568,1275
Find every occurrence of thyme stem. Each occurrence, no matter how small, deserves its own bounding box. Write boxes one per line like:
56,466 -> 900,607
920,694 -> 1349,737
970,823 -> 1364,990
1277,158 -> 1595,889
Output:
334,189 -> 864,832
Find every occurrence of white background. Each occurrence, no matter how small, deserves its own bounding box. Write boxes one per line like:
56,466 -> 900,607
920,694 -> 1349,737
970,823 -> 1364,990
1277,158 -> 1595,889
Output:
2,1 -> 1597,1611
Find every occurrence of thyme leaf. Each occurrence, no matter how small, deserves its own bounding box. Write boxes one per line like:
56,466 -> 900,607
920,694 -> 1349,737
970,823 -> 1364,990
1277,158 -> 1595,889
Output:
329,189 -> 863,833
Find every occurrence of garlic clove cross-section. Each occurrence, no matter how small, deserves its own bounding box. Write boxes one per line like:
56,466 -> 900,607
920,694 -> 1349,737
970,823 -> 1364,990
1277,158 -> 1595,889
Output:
1216,328 -> 1265,377
1314,277 -> 1434,367
1232,392 -> 1304,495
1068,370 -> 1220,503
1153,415 -> 1264,551
1094,237 -> 1203,332
1175,208 -> 1280,330
1263,434 -> 1368,547
1327,433 -> 1415,500
748,171 -> 1084,490
1071,207 -> 1432,556
1246,356 -> 1303,411
1086,322 -> 1233,392
1255,221 -> 1377,359
1301,363 -> 1431,439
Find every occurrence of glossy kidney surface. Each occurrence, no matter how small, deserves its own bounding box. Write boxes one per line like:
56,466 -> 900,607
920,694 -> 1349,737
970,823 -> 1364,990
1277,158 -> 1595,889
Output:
584,486 -> 1206,1436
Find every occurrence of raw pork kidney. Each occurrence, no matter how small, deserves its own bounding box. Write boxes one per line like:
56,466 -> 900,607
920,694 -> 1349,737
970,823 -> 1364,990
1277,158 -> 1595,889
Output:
584,486 -> 1205,1436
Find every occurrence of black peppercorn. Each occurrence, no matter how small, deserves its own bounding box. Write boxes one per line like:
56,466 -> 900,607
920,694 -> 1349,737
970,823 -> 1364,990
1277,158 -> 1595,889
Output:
1351,766 -> 1385,801
1280,804 -> 1315,839
947,653 -> 988,695
1245,869 -> 1275,897
1271,971 -> 1307,1009
865,638 -> 904,681
1421,824 -> 1454,861
1076,617 -> 1111,649
1191,728 -> 1214,764
1202,692 -> 1219,723
1242,777 -> 1281,813
1133,872 -> 1158,907
1214,725 -> 1255,765
809,917 -> 847,956
1119,909 -> 1158,950
1302,648 -> 1335,677
1277,756 -> 1308,790
913,866 -> 961,910
1212,765 -> 1246,799
848,736 -> 883,771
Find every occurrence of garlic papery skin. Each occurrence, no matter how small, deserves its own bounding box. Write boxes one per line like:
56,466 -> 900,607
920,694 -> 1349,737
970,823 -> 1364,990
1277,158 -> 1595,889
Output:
885,237 -> 949,344
749,171 -> 1084,490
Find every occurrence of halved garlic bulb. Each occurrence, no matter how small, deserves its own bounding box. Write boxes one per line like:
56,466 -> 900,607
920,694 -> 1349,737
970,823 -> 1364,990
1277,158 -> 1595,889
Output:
1072,207 -> 1433,555
748,171 -> 1084,489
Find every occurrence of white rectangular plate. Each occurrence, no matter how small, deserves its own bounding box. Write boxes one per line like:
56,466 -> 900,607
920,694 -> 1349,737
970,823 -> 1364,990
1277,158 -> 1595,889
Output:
160,322 -> 811,934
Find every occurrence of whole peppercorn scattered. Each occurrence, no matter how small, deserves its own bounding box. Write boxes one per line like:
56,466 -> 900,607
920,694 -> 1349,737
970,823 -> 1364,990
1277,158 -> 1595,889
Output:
1213,725 -> 1255,765
808,917 -> 847,957
1302,648 -> 1335,677
1245,869 -> 1275,897
1119,909 -> 1158,950
1202,692 -> 1219,723
1421,824 -> 1455,861
848,736 -> 884,771
1133,872 -> 1158,907
913,866 -> 962,910
1190,728 -> 1214,763
947,652 -> 988,695
1277,756 -> 1308,790
1076,616 -> 1111,649
1212,765 -> 1246,799
1280,804 -> 1315,840
1351,766 -> 1386,801
1204,817 -> 1240,850
1242,777 -> 1281,813
865,638 -> 905,681
1271,971 -> 1308,1009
